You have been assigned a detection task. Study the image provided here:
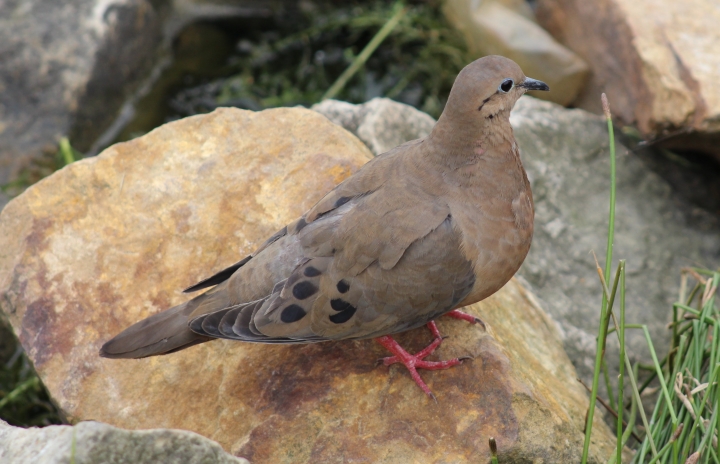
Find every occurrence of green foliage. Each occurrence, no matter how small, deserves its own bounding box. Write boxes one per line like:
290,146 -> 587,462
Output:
0,320 -> 64,427
170,0 -> 471,119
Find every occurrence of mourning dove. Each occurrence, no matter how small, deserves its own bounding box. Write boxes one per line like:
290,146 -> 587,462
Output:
100,55 -> 549,398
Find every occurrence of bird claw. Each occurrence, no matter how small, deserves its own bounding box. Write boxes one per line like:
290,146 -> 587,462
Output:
445,309 -> 487,330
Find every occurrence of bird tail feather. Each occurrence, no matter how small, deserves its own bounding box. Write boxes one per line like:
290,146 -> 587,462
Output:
99,297 -> 212,359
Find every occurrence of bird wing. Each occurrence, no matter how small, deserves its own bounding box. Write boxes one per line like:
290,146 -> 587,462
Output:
189,143 -> 476,342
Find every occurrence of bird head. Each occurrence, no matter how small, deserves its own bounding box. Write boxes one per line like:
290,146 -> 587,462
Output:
437,56 -> 549,131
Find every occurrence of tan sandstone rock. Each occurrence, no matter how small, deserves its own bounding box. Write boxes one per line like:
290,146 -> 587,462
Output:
536,0 -> 720,158
0,107 -> 615,462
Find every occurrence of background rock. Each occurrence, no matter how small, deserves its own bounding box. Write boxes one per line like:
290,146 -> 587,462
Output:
443,0 -> 589,106
536,0 -> 720,160
312,98 -> 436,156
0,0 -> 271,211
0,419 -> 248,464
0,0 -> 165,210
0,106 -> 614,462
312,97 -> 720,384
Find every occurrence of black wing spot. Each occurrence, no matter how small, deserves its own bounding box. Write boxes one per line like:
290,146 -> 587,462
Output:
280,304 -> 307,323
296,217 -> 308,232
336,279 -> 350,293
293,281 -> 318,300
304,266 -> 321,277
334,196 -> 352,208
329,299 -> 357,324
330,298 -> 353,312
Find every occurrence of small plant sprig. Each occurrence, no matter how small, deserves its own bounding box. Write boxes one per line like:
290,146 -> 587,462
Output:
489,437 -> 499,464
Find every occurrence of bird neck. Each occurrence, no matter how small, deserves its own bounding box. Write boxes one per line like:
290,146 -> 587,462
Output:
424,113 -> 517,170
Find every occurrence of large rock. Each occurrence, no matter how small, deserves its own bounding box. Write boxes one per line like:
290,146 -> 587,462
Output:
312,97 -> 720,385
0,107 -> 614,462
536,0 -> 720,159
0,419 -> 248,464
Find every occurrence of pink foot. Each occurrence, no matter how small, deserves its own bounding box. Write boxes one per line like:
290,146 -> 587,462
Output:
375,321 -> 470,399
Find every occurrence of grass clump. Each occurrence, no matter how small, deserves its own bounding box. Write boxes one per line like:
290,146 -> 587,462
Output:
582,95 -> 719,463
634,268 -> 719,462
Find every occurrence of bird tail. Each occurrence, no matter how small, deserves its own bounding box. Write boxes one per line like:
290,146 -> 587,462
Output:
99,297 -> 213,359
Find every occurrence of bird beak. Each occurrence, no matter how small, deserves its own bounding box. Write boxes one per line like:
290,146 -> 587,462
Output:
519,78 -> 550,91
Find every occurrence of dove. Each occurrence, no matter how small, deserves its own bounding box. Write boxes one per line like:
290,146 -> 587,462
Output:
100,55 -> 549,398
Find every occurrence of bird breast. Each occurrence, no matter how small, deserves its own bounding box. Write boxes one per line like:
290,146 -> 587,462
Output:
451,154 -> 534,307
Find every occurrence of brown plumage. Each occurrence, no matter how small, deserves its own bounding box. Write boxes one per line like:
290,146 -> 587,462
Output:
100,55 -> 549,397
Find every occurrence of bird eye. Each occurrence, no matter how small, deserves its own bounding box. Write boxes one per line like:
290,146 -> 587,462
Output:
499,79 -> 514,93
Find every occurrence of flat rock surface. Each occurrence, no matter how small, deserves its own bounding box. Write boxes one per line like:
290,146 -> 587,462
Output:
0,107 -> 614,462
536,0 -> 720,159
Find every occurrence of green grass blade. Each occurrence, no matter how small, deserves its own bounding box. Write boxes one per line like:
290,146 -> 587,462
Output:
59,137 -> 77,166
617,261 -> 626,463
582,94 -> 617,463
641,326 -> 678,423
